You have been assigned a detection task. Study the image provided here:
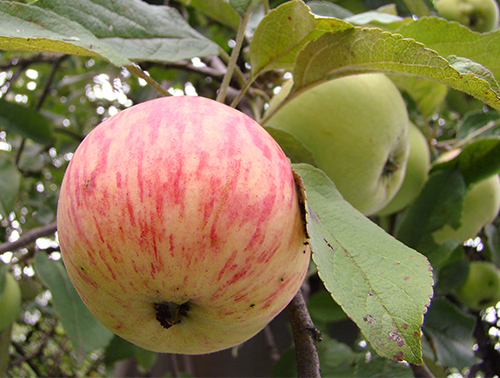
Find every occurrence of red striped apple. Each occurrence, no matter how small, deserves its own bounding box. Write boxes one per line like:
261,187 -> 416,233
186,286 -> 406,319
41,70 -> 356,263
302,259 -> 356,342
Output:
57,96 -> 310,354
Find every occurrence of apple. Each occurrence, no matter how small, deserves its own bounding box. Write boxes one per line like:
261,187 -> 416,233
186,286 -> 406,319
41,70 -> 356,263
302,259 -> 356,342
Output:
434,0 -> 500,32
0,272 -> 22,331
376,122 -> 431,216
455,261 -> 500,310
432,173 -> 500,244
265,74 -> 410,215
57,96 -> 311,355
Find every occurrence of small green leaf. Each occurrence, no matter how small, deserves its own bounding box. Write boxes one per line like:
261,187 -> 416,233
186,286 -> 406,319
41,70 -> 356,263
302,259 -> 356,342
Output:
423,298 -> 478,368
292,27 -> 500,112
456,111 -> 500,140
395,169 -> 465,267
0,99 -> 53,145
307,1 -> 353,19
249,0 -> 353,75
34,253 -> 114,361
431,137 -> 500,186
177,0 -> 240,29
134,347 -> 158,370
0,153 -> 21,219
230,0 -> 260,16
264,126 -> 318,166
103,335 -> 137,366
307,290 -> 347,324
294,163 -> 434,365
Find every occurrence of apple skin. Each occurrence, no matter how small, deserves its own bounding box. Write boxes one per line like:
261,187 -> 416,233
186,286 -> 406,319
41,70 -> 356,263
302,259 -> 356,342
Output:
432,174 -> 500,244
57,96 -> 310,355
0,272 -> 22,331
455,261 -> 500,310
376,123 -> 431,216
265,74 -> 410,215
434,0 -> 500,32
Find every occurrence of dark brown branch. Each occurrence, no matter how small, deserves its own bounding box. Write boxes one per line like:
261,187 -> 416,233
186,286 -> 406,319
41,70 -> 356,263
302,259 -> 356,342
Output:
286,288 -> 322,378
0,221 -> 57,254
410,362 -> 436,378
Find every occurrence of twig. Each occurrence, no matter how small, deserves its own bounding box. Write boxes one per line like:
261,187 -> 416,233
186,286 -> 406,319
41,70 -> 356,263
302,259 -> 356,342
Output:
170,354 -> 180,378
263,325 -> 280,362
0,221 -> 57,254
125,63 -> 172,97
286,288 -> 322,378
410,362 -> 436,378
216,10 -> 252,104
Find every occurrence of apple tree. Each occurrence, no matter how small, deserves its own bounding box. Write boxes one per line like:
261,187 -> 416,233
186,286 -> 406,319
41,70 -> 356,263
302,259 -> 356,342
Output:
0,0 -> 500,377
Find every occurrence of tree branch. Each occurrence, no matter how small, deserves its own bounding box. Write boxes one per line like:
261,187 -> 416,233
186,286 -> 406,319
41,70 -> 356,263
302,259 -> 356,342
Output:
410,362 -> 436,378
0,221 -> 57,254
286,288 -> 322,378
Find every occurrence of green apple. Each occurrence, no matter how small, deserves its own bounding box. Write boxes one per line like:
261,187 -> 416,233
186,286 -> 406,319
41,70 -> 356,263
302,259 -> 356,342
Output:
0,272 -> 22,331
265,74 -> 410,215
377,123 -> 431,216
455,261 -> 500,310
433,173 -> 500,244
57,96 -> 310,354
434,0 -> 500,32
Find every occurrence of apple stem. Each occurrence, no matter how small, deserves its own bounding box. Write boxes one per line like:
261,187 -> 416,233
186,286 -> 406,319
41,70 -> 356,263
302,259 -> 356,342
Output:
286,288 -> 322,378
154,301 -> 190,329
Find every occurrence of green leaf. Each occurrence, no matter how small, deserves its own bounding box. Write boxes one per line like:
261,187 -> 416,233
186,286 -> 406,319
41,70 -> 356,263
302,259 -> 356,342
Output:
294,163 -> 434,365
104,335 -> 137,366
249,0 -> 353,75
318,336 -> 414,377
35,0 -> 219,62
0,0 -> 219,66
307,290 -> 347,324
434,256 -> 469,294
291,27 -> 500,112
0,99 -> 53,144
456,111 -> 500,140
177,0 -> 240,29
34,253 -> 114,361
317,337 -> 358,377
353,346 -> 414,377
307,1 -> 354,19
230,0 -> 260,16
431,137 -> 500,186
395,169 -> 465,267
0,153 -> 21,219
134,347 -> 158,370
0,0 -> 130,66
423,298 -> 478,368
264,126 -> 318,166
395,17 -> 500,80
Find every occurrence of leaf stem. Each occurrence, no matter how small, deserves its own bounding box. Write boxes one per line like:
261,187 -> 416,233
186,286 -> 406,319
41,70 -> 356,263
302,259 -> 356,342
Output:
216,10 -> 252,104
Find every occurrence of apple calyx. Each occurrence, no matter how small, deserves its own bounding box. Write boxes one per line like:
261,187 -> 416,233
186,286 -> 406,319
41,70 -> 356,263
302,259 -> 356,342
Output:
154,301 -> 190,329
383,154 -> 400,176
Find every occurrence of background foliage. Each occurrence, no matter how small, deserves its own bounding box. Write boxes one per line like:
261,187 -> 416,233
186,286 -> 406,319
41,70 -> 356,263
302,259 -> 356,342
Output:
0,0 -> 500,377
